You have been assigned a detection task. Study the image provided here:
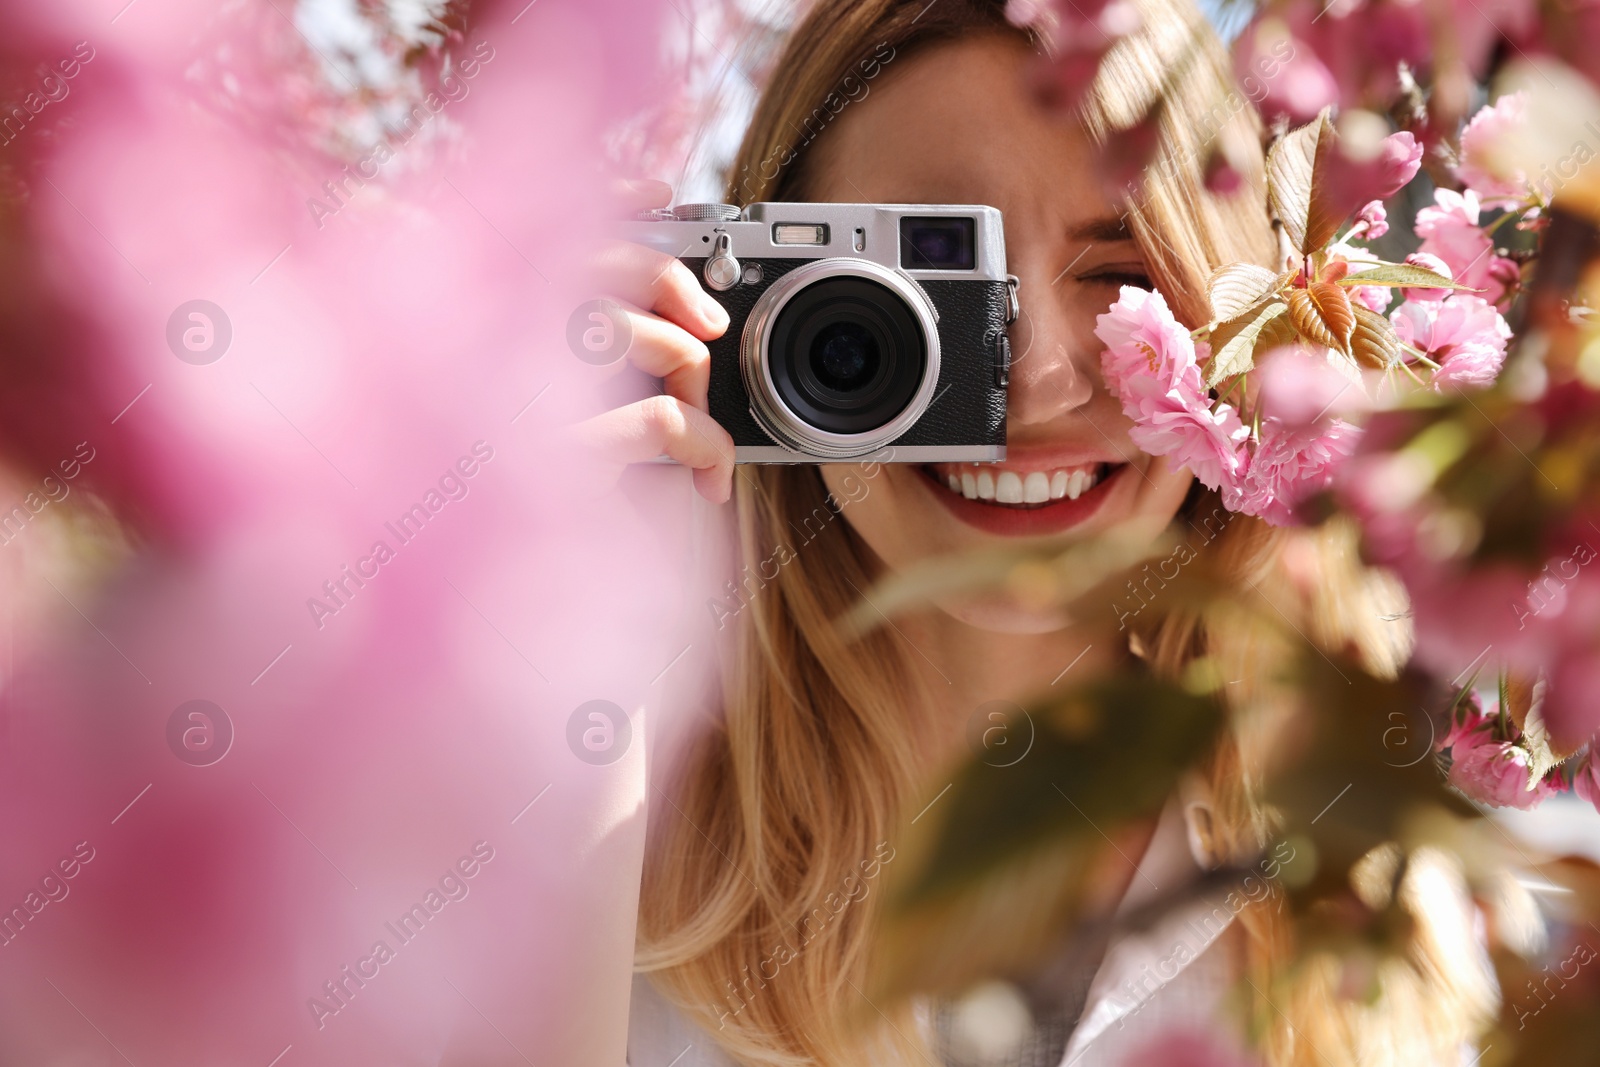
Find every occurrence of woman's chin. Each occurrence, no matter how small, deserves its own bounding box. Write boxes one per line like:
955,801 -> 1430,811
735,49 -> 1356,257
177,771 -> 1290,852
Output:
932,591 -> 1074,634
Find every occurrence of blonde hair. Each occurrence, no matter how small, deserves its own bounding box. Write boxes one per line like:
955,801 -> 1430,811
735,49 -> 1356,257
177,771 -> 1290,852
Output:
637,2 -> 1496,1063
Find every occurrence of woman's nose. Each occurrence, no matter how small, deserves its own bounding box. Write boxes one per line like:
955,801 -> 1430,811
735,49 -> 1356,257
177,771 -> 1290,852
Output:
1004,264 -> 1097,427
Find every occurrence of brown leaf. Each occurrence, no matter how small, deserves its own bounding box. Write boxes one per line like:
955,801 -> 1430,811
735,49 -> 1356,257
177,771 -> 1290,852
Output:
1505,671 -> 1584,771
1207,264 -> 1284,323
1267,109 -> 1342,255
1504,671 -> 1539,734
1309,281 -> 1355,350
1286,284 -> 1354,352
1206,299 -> 1288,387
1350,304 -> 1399,369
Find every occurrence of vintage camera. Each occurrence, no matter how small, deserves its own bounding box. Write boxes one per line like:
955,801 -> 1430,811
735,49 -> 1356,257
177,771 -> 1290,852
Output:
622,202 -> 1016,462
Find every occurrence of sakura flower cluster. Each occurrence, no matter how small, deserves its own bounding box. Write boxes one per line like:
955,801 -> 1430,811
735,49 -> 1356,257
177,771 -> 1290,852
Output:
1434,691 -> 1600,816
1436,693 -> 1563,810
1094,287 -> 1361,526
1093,107 -> 1531,527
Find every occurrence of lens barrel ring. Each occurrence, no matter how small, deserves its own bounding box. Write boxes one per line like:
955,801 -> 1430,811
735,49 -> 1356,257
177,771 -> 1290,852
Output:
740,259 -> 942,459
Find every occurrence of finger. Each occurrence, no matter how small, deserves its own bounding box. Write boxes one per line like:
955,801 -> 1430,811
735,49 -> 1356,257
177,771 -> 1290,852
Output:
591,241 -> 729,341
611,177 -> 673,215
602,298 -> 712,410
573,395 -> 735,503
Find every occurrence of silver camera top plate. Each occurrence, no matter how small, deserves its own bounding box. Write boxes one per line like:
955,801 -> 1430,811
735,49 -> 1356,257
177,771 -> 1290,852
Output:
626,202 -> 1008,283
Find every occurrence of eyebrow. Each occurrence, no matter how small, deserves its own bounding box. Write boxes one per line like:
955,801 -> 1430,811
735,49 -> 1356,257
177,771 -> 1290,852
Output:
1068,216 -> 1134,243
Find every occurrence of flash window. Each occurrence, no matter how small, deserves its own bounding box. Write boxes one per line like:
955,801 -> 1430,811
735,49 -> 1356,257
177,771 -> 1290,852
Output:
773,223 -> 830,246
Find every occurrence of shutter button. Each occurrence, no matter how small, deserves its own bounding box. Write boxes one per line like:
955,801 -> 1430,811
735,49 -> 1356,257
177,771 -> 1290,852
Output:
704,232 -> 740,292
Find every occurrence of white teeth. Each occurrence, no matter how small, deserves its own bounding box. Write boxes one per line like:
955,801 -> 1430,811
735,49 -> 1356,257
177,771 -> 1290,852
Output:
937,463 -> 1107,507
996,471 -> 1024,503
1023,471 -> 1050,504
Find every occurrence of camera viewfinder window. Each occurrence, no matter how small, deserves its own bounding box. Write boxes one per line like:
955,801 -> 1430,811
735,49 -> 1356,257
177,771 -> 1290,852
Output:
899,216 -> 976,270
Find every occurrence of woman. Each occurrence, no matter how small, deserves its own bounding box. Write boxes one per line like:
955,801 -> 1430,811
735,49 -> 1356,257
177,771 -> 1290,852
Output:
584,0 -> 1497,1063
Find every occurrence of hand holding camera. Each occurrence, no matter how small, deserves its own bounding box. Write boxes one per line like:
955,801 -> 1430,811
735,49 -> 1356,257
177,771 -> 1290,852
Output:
571,179 -> 739,503
575,180 -> 1016,502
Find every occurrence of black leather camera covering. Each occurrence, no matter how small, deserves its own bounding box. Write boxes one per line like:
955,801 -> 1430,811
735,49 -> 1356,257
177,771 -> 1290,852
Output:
689,256 -> 1009,456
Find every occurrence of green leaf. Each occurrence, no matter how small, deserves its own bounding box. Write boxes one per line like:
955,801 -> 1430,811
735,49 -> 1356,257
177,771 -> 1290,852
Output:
1267,109 -> 1341,256
1208,263 -> 1285,323
1206,299 -> 1288,387
1338,264 -> 1480,291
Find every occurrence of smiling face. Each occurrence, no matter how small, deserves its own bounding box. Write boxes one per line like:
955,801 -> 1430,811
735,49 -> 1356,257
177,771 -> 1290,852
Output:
802,31 -> 1195,631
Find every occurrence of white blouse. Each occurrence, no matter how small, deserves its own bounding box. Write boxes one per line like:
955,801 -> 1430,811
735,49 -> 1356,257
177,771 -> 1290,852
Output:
627,778 -> 1248,1066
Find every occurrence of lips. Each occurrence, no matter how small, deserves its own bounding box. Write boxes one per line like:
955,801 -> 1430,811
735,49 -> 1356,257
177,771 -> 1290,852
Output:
920,460 -> 1128,536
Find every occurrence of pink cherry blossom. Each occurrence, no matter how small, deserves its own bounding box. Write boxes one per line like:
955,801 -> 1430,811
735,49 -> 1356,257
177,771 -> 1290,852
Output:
1096,286 -> 1249,492
1321,132 -> 1424,223
1352,199 -> 1389,240
1224,417 -> 1362,526
1374,131 -> 1424,197
1414,188 -> 1519,305
1436,694 -> 1494,753
1446,721 -> 1556,810
1096,285 -> 1208,404
1458,92 -> 1532,207
1390,295 -> 1511,388
1130,401 -> 1251,494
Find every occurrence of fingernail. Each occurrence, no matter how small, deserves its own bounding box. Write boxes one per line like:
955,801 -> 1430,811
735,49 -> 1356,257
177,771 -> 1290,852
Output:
703,296 -> 730,331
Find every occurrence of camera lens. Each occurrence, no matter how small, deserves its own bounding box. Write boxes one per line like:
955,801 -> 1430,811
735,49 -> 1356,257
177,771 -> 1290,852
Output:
811,321 -> 879,391
741,258 -> 942,459
766,275 -> 925,436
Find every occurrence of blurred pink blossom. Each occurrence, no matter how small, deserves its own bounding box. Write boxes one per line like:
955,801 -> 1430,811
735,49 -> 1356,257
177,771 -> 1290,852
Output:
1240,1 -> 1429,118
1457,91 -> 1532,206
1256,344 -> 1367,428
0,1 -> 698,1064
1023,0 -> 1142,114
1574,753 -> 1600,814
1372,131 -> 1424,197
1232,22 -> 1339,124
1319,130 -> 1423,224
1119,1025 -> 1262,1067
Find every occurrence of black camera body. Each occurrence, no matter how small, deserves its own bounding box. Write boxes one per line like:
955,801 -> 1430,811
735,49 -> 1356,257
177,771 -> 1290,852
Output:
621,202 -> 1015,463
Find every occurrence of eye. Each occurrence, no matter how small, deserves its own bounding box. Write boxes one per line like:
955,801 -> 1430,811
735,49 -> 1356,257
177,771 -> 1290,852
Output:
1081,269 -> 1153,289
